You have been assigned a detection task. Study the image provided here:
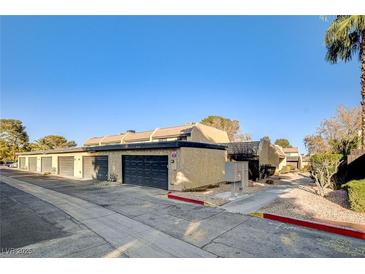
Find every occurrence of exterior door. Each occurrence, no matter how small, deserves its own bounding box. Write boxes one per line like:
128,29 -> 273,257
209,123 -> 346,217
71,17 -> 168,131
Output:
122,155 -> 168,190
83,156 -> 108,181
41,157 -> 52,173
58,156 -> 74,177
28,157 -> 37,172
19,157 -> 26,169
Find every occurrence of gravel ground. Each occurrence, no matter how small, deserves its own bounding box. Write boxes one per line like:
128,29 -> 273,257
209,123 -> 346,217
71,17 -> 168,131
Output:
260,184 -> 365,229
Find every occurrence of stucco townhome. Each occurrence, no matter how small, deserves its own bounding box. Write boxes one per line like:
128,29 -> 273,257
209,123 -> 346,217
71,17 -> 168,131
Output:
17,123 -> 230,191
282,147 -> 303,169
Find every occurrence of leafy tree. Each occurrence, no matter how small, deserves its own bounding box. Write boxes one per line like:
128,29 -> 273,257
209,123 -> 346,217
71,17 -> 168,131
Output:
304,134 -> 329,155
330,136 -> 360,156
31,135 -> 77,151
234,132 -> 252,142
261,136 -> 271,143
0,119 -> 29,161
304,105 -> 361,156
201,116 -> 240,141
310,153 -> 342,197
274,138 -> 291,148
325,15 -> 365,149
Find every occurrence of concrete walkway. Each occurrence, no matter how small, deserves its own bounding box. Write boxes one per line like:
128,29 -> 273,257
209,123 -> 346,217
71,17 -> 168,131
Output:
0,175 -> 214,258
222,175 -> 311,214
222,186 -> 292,214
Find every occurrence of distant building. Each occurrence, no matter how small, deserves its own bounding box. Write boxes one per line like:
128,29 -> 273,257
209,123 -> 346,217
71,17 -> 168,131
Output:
224,139 -> 284,181
273,145 -> 287,172
301,155 -> 310,169
282,147 -> 302,169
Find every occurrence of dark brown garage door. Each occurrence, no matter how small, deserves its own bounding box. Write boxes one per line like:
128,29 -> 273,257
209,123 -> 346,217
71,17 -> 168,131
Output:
58,156 -> 74,177
28,157 -> 37,172
122,155 -> 168,190
19,157 -> 26,169
83,156 -> 108,181
41,157 -> 52,173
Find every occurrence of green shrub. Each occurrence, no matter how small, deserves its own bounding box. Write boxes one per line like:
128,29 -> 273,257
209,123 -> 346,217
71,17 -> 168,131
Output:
342,179 -> 365,212
280,166 -> 292,174
310,153 -> 342,196
300,165 -> 310,173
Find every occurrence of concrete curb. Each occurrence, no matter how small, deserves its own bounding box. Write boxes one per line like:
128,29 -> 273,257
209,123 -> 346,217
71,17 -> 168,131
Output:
250,212 -> 365,241
167,192 -> 216,207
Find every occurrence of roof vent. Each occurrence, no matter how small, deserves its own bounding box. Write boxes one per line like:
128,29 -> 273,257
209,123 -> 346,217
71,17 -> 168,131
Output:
127,130 -> 136,133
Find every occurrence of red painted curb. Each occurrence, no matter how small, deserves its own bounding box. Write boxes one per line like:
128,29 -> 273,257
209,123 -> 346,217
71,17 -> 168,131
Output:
262,213 -> 365,241
167,193 -> 205,206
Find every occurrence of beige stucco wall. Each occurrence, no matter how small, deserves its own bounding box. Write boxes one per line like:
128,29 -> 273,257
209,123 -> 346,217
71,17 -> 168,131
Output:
19,152 -> 90,178
258,139 -> 270,166
257,140 -> 284,175
171,147 -> 226,191
190,123 -> 230,144
17,147 -> 226,191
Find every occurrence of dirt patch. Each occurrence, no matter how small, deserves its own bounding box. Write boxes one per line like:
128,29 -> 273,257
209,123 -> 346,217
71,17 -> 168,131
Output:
260,184 -> 365,230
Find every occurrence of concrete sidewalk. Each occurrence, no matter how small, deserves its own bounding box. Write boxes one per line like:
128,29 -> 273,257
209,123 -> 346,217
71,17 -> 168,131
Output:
0,175 -> 214,258
222,174 -> 311,214
222,186 -> 292,214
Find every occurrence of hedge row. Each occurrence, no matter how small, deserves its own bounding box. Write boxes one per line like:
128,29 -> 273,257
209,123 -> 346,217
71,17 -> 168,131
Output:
342,179 -> 365,213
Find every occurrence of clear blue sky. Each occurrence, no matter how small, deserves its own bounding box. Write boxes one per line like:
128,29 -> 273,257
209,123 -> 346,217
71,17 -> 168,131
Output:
0,16 -> 360,152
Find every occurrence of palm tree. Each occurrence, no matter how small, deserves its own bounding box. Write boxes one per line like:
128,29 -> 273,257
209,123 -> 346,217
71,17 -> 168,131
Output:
325,15 -> 365,150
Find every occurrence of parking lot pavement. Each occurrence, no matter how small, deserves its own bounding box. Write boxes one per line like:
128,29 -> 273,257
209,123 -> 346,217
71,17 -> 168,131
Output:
1,168 -> 365,258
0,182 -> 118,258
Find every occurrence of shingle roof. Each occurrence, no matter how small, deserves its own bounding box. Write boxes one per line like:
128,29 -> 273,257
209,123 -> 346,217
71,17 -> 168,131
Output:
153,125 -> 193,139
123,131 -> 154,142
84,125 -> 195,146
83,123 -> 229,146
223,141 -> 261,156
100,134 -> 124,145
84,137 -> 103,146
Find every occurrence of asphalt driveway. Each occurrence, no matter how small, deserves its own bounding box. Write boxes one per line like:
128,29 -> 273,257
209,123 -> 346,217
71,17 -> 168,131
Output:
1,168 -> 364,258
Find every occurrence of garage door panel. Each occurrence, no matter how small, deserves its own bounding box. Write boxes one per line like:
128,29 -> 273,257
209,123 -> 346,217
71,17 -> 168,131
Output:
19,157 -> 26,169
58,156 -> 74,177
83,156 -> 108,181
83,156 -> 94,179
95,156 -> 108,180
122,155 -> 168,190
28,157 -> 37,172
41,157 -> 52,173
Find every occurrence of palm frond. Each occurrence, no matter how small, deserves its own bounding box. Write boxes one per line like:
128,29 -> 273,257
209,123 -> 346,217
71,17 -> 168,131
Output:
326,31 -> 361,63
325,15 -> 365,63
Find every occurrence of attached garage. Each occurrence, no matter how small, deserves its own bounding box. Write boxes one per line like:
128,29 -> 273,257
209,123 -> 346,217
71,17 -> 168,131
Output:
16,140 -> 227,191
58,156 -> 74,177
28,157 -> 37,172
41,157 -> 52,173
83,155 -> 108,181
19,157 -> 26,169
122,155 -> 168,190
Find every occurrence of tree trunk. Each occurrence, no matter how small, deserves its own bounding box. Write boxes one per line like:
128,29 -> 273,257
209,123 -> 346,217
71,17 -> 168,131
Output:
362,30 -> 365,150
